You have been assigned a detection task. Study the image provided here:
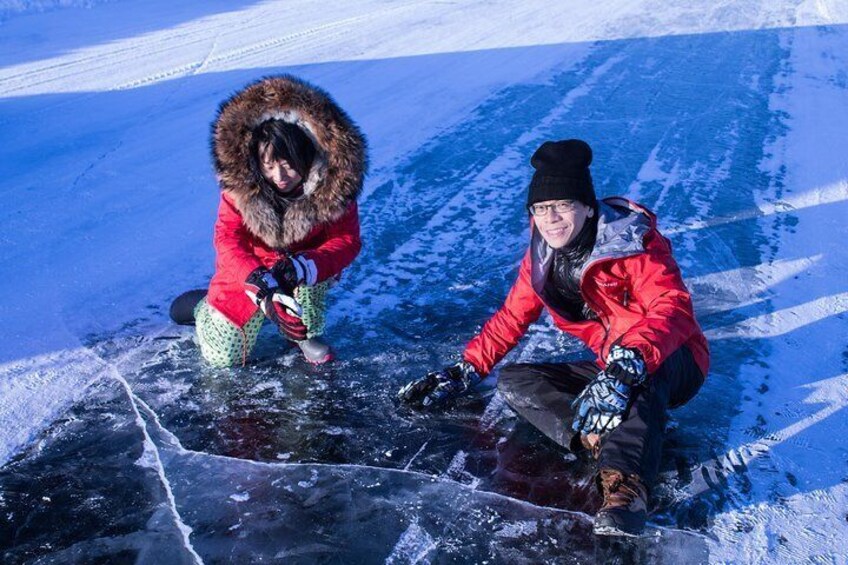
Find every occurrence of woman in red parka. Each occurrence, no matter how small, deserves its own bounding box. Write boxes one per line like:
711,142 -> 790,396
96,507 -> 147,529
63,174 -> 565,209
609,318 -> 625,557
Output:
171,75 -> 366,366
398,139 -> 708,537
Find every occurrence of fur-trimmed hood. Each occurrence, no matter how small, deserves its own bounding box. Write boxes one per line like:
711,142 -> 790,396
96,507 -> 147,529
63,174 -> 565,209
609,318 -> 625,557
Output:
212,75 -> 367,249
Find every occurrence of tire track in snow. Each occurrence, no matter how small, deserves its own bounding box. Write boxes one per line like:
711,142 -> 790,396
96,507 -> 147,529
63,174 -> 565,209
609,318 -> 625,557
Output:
572,28 -> 844,544
0,0 -> 433,97
703,22 -> 848,561
331,42 -> 627,337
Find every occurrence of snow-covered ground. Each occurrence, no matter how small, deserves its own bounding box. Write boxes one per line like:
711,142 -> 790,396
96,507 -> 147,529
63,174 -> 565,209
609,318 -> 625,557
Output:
1,0 -> 847,562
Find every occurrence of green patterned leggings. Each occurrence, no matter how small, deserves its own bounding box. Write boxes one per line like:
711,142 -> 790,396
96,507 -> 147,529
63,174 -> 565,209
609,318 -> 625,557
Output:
195,282 -> 331,368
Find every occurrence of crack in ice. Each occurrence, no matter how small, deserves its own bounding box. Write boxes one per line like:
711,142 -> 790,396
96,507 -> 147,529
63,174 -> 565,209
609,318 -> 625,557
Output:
113,373 -> 204,565
403,440 -> 429,471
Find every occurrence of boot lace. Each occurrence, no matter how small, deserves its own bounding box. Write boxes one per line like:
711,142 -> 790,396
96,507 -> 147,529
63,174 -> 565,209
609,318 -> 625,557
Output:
601,471 -> 642,509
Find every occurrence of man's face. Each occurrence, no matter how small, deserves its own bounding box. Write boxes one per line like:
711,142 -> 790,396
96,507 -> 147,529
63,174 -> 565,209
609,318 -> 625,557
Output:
530,199 -> 594,249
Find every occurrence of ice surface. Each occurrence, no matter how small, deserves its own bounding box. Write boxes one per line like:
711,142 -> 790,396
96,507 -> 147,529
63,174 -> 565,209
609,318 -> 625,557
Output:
1,377 -> 709,563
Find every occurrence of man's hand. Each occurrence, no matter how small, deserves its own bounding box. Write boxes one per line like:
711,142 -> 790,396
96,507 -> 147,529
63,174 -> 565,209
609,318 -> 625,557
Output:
605,345 -> 647,386
571,371 -> 631,435
398,361 -> 482,408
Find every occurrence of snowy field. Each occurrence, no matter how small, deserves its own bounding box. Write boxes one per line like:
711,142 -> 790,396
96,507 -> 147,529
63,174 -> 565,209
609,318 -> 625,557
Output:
1,0 -> 848,562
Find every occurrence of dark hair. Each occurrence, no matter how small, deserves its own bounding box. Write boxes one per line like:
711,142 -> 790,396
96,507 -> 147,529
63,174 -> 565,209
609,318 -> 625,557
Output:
249,119 -> 317,181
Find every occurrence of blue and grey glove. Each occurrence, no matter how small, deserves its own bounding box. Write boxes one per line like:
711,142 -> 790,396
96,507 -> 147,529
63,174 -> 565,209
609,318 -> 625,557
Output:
571,371 -> 631,435
397,361 -> 483,408
570,346 -> 647,435
604,345 -> 648,386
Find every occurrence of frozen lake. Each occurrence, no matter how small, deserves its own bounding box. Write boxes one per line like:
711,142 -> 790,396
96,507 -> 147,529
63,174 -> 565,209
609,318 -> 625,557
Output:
1,1 -> 847,562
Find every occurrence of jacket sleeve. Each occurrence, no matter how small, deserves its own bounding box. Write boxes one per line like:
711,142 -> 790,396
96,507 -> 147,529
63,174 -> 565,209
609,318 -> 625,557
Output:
580,319 -> 609,362
300,202 -> 362,283
214,192 -> 263,284
618,232 -> 700,373
463,251 -> 545,376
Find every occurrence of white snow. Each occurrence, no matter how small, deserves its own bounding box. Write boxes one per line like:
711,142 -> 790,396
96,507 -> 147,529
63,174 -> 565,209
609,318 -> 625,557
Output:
494,520 -> 538,539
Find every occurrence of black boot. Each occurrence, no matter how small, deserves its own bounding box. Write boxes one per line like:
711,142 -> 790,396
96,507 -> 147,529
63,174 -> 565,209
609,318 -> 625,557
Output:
169,289 -> 208,325
593,469 -> 648,537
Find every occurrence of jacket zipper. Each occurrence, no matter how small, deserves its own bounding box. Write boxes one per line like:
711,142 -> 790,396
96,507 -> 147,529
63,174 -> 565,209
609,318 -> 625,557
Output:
581,261 -> 610,361
584,290 -> 610,363
600,325 -> 610,363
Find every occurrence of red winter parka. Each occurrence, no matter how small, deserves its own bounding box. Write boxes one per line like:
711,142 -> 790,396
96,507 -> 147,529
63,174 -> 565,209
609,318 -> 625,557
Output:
463,197 -> 709,379
206,76 -> 367,328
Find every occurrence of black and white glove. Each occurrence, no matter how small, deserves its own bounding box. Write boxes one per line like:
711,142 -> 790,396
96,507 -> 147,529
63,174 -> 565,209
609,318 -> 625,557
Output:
397,361 -> 483,408
244,254 -> 313,304
270,254 -> 314,294
570,346 -> 647,435
571,371 -> 631,435
244,267 -> 281,305
244,267 -> 306,340
604,345 -> 648,386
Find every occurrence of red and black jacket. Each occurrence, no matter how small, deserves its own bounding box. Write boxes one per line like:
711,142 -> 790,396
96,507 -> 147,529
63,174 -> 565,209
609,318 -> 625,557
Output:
463,197 -> 709,379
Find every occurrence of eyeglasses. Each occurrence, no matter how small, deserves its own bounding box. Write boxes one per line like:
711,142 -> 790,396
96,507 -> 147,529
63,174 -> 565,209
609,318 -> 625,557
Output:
528,201 -> 579,217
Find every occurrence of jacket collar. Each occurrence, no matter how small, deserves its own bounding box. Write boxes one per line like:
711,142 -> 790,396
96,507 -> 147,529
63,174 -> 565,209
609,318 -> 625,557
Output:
530,197 -> 653,295
212,75 -> 367,249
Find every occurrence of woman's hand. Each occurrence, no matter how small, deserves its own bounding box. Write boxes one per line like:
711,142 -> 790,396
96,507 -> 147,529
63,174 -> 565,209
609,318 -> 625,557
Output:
244,267 -> 307,340
262,294 -> 308,342
271,255 -> 314,292
244,267 -> 279,302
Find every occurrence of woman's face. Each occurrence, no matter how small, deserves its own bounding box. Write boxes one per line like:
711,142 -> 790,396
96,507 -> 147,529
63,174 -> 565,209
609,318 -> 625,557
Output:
531,199 -> 594,249
259,143 -> 302,193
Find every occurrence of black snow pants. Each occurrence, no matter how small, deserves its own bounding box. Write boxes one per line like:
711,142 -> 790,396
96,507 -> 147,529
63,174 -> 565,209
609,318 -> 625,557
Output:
497,345 -> 704,488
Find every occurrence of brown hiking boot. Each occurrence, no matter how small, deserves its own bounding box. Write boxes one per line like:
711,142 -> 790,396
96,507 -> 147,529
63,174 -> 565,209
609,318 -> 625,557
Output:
593,469 -> 648,537
579,433 -> 601,460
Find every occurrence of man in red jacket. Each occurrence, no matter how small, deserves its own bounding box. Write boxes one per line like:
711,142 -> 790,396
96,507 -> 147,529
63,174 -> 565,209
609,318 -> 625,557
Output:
398,139 -> 708,537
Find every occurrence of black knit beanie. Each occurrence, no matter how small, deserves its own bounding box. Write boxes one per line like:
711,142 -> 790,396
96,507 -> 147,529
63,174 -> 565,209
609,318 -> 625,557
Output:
526,139 -> 597,208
